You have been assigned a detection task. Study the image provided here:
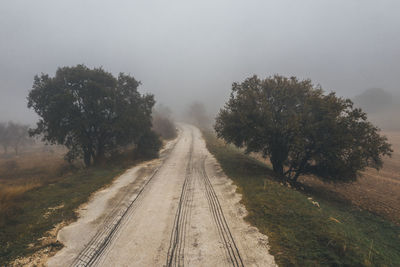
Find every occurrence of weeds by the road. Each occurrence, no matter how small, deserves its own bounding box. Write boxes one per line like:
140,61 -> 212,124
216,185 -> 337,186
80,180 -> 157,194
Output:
0,147 -> 70,226
0,149 -> 151,266
202,131 -> 400,266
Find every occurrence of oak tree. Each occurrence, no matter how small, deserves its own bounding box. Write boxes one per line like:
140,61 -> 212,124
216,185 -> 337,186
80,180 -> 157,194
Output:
215,75 -> 392,183
28,65 -> 157,166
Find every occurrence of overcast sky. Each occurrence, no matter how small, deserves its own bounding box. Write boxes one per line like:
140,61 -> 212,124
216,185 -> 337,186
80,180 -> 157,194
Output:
1,0 -> 399,123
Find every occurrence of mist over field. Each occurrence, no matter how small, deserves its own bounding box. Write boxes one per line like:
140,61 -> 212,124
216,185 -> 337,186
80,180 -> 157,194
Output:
352,88 -> 400,130
1,0 -> 400,126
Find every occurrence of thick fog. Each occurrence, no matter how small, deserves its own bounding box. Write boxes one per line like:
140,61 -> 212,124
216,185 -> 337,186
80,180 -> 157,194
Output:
1,0 -> 400,124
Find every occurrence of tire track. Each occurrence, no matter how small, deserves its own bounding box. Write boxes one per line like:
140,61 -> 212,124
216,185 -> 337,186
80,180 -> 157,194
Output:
71,139 -> 179,267
199,156 -> 244,267
71,167 -> 160,267
166,132 -> 195,267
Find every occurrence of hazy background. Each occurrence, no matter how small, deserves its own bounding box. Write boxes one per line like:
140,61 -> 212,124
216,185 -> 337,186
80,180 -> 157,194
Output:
1,0 -> 399,127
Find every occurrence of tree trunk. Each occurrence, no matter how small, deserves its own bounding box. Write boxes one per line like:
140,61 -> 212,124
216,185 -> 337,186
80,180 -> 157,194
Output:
289,156 -> 309,184
83,150 -> 91,167
94,152 -> 105,165
273,162 -> 284,176
270,144 -> 287,178
94,145 -> 106,165
270,156 -> 284,177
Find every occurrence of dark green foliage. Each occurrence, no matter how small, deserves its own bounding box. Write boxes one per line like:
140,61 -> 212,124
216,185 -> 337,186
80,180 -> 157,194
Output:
27,65 -> 155,166
136,131 -> 162,158
215,75 -> 393,183
203,131 -> 400,266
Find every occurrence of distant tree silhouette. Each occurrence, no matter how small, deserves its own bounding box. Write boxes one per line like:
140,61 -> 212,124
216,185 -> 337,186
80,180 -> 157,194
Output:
0,122 -> 32,155
187,101 -> 211,128
0,122 -> 10,153
353,88 -> 393,113
152,104 -> 177,140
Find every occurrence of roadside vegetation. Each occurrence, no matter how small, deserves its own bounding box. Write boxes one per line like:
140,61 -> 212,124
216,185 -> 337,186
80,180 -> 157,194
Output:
203,131 -> 400,266
0,146 -> 155,265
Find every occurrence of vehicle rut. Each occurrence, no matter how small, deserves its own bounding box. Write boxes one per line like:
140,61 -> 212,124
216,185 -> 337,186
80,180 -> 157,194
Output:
166,132 -> 195,267
199,156 -> 244,267
71,167 -> 160,267
166,130 -> 244,267
71,141 -> 178,267
48,125 -> 276,267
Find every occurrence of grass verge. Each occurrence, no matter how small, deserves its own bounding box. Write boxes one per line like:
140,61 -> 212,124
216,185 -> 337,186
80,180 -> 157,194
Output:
202,130 -> 400,266
0,150 -> 152,266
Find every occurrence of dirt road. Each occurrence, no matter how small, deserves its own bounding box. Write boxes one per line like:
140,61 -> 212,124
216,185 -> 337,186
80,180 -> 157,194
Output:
48,125 -> 275,267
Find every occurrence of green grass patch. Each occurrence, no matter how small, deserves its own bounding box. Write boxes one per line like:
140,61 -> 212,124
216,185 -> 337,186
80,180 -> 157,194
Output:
0,150 -> 151,265
202,131 -> 400,266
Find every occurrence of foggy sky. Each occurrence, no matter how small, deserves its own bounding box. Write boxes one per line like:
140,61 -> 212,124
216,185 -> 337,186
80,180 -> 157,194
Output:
1,0 -> 399,123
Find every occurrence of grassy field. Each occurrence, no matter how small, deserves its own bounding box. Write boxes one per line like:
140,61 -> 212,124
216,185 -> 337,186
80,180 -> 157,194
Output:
0,146 -> 70,226
0,146 -> 151,266
249,131 -> 400,225
202,131 -> 400,266
300,131 -> 400,224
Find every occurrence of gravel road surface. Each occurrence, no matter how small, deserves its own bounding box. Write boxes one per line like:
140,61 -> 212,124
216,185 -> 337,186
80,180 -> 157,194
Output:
48,124 -> 276,267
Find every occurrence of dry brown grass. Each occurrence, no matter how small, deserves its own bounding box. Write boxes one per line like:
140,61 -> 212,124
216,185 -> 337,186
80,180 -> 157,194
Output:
0,144 -> 75,222
0,144 -> 70,181
0,183 -> 40,215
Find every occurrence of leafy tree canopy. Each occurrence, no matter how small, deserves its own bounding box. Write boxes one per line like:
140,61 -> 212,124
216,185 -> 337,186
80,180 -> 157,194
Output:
27,65 -> 156,166
215,75 -> 392,183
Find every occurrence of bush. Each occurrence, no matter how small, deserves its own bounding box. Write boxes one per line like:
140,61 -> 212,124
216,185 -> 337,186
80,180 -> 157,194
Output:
136,131 -> 162,158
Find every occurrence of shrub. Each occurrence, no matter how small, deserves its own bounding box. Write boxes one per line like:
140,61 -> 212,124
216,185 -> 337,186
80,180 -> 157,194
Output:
136,131 -> 162,158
